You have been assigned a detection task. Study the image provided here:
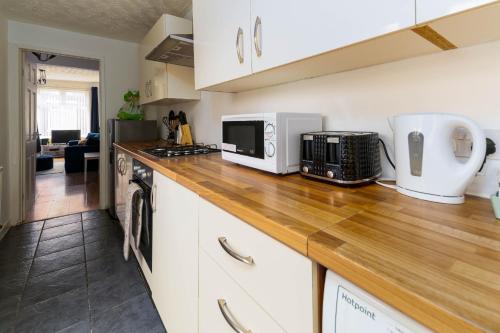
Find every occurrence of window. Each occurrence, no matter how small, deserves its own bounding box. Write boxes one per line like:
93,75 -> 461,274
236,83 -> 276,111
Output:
37,88 -> 90,139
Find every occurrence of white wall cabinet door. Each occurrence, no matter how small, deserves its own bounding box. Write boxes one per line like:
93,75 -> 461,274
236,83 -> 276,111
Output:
193,0 -> 252,89
250,0 -> 416,73
152,171 -> 198,333
416,0 -> 497,23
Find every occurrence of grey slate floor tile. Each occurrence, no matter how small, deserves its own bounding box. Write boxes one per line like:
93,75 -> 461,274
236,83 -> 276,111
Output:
30,246 -> 85,277
0,260 -> 32,299
44,213 -> 82,229
7,221 -> 44,235
92,293 -> 165,333
0,209 -> 164,333
88,272 -> 146,316
0,229 -> 41,248
56,319 -> 90,333
86,252 -> 140,285
40,222 -> 82,241
22,263 -> 86,307
84,235 -> 122,261
0,242 -> 37,264
16,287 -> 89,333
83,223 -> 121,244
82,216 -> 117,231
36,232 -> 84,257
82,210 -> 109,221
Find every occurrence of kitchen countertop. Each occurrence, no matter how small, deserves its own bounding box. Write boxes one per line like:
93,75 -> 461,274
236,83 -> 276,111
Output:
116,141 -> 500,333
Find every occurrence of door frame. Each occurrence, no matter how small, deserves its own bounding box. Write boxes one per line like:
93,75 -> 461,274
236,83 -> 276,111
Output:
16,46 -> 108,222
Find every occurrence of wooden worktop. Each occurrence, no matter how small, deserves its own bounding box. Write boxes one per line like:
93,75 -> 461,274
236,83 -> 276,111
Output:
116,141 -> 500,333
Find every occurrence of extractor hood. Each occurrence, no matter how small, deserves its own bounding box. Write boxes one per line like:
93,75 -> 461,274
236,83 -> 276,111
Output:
145,34 -> 194,67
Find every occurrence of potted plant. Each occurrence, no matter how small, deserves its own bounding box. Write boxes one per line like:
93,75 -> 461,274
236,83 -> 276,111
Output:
117,90 -> 144,120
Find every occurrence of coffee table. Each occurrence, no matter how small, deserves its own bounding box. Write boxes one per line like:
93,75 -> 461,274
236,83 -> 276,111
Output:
84,152 -> 100,183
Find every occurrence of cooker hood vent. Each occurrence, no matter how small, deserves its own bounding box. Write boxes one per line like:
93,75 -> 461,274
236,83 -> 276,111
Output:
146,34 -> 194,67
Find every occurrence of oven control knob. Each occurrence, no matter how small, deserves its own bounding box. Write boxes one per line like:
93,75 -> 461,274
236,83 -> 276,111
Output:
265,142 -> 275,158
302,166 -> 309,174
327,170 -> 334,179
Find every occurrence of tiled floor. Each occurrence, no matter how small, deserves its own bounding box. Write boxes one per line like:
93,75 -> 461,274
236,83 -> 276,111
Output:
0,210 -> 166,333
27,158 -> 100,222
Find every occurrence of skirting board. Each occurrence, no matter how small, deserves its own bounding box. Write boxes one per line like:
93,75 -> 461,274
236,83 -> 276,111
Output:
0,220 -> 11,241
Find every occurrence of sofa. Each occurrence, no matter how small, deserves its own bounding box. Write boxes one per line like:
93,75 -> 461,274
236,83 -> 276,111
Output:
64,133 -> 100,173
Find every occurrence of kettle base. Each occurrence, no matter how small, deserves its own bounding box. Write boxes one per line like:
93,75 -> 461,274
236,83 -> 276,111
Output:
397,187 -> 464,205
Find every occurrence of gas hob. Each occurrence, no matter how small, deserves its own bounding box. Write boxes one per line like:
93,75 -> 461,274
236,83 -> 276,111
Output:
141,144 -> 220,159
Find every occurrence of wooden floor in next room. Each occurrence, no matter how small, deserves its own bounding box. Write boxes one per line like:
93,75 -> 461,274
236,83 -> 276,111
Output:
27,158 -> 100,222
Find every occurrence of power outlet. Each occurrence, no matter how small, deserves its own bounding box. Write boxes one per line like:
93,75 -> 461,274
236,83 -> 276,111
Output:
453,128 -> 472,158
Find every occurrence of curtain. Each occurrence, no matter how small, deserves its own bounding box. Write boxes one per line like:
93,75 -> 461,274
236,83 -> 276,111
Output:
90,87 -> 99,133
37,88 -> 90,138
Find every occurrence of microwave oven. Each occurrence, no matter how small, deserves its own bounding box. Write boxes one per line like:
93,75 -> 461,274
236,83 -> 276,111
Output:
221,113 -> 322,174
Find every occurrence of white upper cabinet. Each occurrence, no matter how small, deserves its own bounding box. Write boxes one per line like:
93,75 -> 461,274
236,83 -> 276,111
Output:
250,0 -> 415,73
416,0 -> 498,23
140,14 -> 200,105
193,0 -> 253,89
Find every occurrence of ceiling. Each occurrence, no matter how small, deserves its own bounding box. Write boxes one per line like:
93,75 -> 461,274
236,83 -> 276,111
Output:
0,0 -> 192,42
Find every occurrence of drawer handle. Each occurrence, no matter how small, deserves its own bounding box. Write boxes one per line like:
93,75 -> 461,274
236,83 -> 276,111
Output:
218,237 -> 254,265
217,299 -> 252,333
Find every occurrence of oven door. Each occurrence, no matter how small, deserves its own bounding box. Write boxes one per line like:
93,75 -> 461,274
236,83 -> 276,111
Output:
222,120 -> 265,159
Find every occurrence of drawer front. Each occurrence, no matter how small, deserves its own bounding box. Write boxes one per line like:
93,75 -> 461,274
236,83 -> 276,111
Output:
199,198 -> 314,333
199,250 -> 285,333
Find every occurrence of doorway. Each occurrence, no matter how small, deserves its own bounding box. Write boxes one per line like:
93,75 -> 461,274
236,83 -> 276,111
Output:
22,50 -> 102,221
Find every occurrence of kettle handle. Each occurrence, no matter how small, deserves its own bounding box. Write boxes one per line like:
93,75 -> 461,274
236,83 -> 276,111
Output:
449,115 -> 486,178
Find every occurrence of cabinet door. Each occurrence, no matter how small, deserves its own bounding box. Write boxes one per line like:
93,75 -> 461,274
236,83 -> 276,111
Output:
139,45 -> 153,105
152,171 -> 198,333
416,0 -> 497,23
193,0 -> 252,89
250,0 -> 415,73
199,250 -> 285,333
151,62 -> 168,102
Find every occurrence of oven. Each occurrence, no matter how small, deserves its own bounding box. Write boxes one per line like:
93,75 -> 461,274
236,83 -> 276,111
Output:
131,159 -> 153,275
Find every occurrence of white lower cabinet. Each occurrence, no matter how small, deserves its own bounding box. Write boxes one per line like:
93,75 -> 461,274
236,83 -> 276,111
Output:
150,174 -> 316,333
151,171 -> 199,333
199,250 -> 286,333
199,198 -> 316,333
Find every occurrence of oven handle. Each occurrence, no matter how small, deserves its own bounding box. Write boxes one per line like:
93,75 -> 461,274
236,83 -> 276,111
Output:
151,184 -> 157,213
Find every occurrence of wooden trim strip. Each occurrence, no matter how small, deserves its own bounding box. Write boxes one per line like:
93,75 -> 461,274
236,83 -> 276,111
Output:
412,25 -> 457,50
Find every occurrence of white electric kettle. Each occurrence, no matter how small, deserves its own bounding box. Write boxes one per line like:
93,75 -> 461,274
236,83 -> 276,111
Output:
390,113 -> 485,204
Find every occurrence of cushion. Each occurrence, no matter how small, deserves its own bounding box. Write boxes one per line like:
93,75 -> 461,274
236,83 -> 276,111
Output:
86,133 -> 100,146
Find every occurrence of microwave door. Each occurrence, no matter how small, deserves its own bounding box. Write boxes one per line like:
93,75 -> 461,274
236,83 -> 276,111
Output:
222,121 -> 265,159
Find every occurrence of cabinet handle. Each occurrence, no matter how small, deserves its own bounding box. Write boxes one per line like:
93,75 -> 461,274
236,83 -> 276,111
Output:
151,184 -> 157,213
218,237 -> 254,265
236,27 -> 244,64
253,16 -> 262,57
217,299 -> 252,333
117,158 -> 125,175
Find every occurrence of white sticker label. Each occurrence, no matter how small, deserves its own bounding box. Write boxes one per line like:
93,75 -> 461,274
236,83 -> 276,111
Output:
222,143 -> 237,152
335,286 -> 416,333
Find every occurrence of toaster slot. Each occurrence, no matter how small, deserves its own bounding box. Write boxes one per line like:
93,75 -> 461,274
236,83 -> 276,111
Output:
327,137 -> 340,165
302,135 -> 314,161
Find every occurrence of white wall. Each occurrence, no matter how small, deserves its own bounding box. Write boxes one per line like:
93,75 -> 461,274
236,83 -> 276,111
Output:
159,40 -> 500,198
0,11 -> 8,228
7,21 -> 139,224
